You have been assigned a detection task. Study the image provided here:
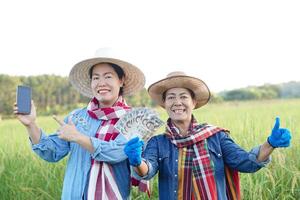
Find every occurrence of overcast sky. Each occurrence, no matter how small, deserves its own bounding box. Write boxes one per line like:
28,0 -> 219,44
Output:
1,0 -> 299,92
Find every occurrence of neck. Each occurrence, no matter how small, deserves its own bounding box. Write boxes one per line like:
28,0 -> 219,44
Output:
172,120 -> 191,136
97,96 -> 120,108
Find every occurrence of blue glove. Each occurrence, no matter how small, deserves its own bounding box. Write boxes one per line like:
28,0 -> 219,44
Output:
124,137 -> 144,166
267,117 -> 291,148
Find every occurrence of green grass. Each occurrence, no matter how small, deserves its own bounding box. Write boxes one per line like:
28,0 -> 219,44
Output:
1,99 -> 300,199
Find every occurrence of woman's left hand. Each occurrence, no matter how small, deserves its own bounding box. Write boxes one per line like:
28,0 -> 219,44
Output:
53,115 -> 80,142
267,117 -> 292,148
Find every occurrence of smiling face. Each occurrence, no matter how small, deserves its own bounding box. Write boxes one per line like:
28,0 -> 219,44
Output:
164,87 -> 196,125
90,63 -> 124,107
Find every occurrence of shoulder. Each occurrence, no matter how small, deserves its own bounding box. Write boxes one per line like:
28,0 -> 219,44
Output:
69,107 -> 87,115
148,133 -> 168,142
66,107 -> 89,119
146,133 -> 170,146
64,107 -> 89,122
207,130 -> 230,145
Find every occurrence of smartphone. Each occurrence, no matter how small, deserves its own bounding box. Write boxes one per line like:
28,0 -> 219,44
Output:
16,85 -> 32,114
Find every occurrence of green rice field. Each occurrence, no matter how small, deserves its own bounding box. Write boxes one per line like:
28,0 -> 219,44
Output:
0,99 -> 299,199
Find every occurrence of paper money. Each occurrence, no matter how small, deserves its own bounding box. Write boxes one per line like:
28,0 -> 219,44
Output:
115,107 -> 164,141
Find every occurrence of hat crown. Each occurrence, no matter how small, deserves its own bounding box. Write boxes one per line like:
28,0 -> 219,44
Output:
166,71 -> 187,78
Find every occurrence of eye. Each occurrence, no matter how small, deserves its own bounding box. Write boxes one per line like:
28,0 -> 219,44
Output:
105,75 -> 112,79
181,95 -> 188,99
166,96 -> 175,100
92,76 -> 99,80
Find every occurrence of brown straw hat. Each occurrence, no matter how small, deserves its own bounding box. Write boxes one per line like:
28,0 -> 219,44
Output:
69,48 -> 145,97
148,71 -> 211,109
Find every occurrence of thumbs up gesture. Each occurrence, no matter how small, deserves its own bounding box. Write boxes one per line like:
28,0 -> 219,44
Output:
267,117 -> 292,148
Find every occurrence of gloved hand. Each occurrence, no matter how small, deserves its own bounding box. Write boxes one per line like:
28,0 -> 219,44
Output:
124,137 -> 144,166
267,117 -> 291,148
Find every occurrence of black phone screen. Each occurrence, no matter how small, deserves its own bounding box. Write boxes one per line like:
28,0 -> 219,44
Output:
16,85 -> 32,114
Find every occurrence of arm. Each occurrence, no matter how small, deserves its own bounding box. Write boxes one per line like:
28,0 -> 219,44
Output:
25,122 -> 41,144
256,117 -> 291,162
31,131 -> 70,162
53,115 -> 128,164
134,161 -> 149,177
90,134 -> 128,163
14,101 -> 70,162
220,132 -> 270,172
14,101 -> 41,144
221,117 -> 291,172
53,115 -> 95,152
256,142 -> 274,162
124,137 -> 160,180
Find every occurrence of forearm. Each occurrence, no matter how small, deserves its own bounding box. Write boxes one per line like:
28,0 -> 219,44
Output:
26,122 -> 41,144
74,133 -> 95,153
257,141 -> 274,162
134,161 -> 149,177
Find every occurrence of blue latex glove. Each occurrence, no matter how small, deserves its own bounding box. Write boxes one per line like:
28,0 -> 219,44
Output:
267,117 -> 291,148
124,137 -> 144,166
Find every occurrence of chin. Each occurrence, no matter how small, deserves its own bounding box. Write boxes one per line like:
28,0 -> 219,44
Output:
171,115 -> 188,122
99,96 -> 119,107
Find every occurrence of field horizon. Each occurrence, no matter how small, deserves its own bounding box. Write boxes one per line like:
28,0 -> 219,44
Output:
1,99 -> 299,199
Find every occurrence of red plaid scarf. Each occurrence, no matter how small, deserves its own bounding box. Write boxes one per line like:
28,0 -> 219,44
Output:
87,97 -> 149,200
166,116 -> 241,200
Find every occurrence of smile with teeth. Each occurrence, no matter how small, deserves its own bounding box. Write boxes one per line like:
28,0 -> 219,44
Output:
172,109 -> 185,114
97,89 -> 110,94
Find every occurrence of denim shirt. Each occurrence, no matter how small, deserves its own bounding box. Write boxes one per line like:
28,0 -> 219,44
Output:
134,132 -> 270,200
31,108 -> 130,200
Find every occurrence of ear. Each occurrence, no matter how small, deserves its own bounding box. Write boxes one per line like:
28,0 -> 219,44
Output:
119,77 -> 125,87
192,99 -> 197,109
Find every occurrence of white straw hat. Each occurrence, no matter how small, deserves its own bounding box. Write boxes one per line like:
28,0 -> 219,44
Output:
69,48 -> 145,97
148,71 -> 211,109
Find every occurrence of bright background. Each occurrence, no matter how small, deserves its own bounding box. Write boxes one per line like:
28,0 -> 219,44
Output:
1,0 -> 299,92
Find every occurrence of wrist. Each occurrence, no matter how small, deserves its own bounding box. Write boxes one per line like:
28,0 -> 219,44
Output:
72,131 -> 83,142
25,120 -> 37,128
267,137 -> 276,148
130,157 -> 142,167
130,160 -> 141,167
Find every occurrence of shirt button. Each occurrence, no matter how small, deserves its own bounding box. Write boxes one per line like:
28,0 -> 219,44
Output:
217,153 -> 221,157
174,190 -> 177,193
175,174 -> 177,177
175,159 -> 178,162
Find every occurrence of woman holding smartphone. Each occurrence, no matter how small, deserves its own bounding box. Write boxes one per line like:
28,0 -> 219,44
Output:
14,49 -> 146,200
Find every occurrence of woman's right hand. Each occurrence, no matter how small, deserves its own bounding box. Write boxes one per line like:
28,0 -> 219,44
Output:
124,137 -> 144,167
13,100 -> 37,126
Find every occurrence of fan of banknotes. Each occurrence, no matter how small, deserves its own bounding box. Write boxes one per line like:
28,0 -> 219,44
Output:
115,107 -> 164,141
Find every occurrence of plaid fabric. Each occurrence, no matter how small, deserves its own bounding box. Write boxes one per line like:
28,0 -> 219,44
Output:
166,116 -> 240,200
87,97 -> 149,200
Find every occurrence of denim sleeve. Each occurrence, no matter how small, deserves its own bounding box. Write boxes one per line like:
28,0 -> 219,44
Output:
31,130 -> 70,162
249,145 -> 271,166
132,137 -> 159,180
220,132 -> 270,173
131,159 -> 154,180
90,133 -> 128,164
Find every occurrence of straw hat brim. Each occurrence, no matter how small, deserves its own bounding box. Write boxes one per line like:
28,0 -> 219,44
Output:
69,57 -> 145,97
148,75 -> 211,109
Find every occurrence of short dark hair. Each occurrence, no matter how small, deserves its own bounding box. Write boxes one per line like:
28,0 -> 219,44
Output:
89,62 -> 125,95
162,88 -> 195,102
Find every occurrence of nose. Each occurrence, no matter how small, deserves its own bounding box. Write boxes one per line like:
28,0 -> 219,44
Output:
96,78 -> 106,86
173,98 -> 183,106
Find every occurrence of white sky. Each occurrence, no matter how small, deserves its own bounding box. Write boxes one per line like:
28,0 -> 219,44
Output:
0,0 -> 299,92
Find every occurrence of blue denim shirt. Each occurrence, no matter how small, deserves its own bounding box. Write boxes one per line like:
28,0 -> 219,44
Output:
134,132 -> 270,200
31,108 -> 130,200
